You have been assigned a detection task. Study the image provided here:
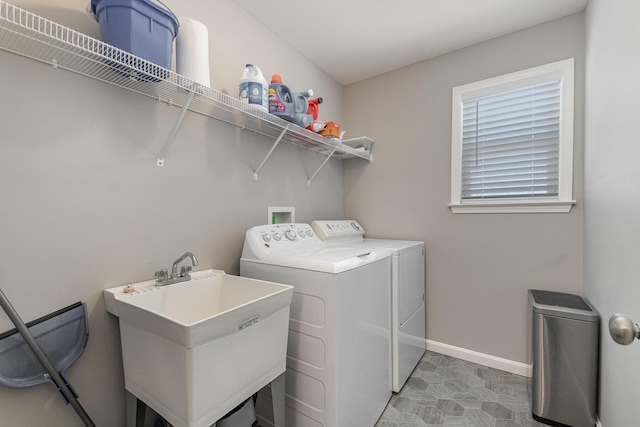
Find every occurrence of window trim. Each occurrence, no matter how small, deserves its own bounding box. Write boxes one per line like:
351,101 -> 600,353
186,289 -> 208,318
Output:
450,58 -> 576,214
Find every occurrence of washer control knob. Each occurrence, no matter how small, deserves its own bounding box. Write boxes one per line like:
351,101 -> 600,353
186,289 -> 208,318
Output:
273,232 -> 282,241
261,233 -> 272,242
285,230 -> 297,241
298,230 -> 306,238
307,230 -> 314,237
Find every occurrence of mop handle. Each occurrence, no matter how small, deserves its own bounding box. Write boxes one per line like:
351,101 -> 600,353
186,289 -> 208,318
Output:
0,289 -> 96,427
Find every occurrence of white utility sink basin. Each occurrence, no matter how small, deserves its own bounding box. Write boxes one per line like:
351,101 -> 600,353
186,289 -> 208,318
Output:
104,269 -> 293,427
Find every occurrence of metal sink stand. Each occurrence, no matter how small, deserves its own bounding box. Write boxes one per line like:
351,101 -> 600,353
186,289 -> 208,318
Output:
131,372 -> 285,427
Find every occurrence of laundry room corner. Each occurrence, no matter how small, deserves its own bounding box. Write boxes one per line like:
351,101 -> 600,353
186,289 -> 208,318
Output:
343,12 -> 585,370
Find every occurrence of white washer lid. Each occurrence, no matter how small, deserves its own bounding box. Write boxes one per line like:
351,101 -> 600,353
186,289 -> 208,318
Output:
242,246 -> 390,273
361,239 -> 424,255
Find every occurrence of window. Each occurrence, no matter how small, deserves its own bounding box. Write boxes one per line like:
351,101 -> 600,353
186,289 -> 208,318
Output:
450,59 -> 575,213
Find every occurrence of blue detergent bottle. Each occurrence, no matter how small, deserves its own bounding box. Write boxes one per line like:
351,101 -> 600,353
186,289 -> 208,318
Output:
268,74 -> 295,122
293,90 -> 314,128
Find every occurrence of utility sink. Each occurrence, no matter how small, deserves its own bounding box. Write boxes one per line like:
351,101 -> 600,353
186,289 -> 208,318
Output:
104,269 -> 293,427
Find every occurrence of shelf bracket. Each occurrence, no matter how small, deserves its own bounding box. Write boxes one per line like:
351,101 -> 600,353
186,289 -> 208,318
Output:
156,90 -> 196,167
307,143 -> 341,186
253,125 -> 290,180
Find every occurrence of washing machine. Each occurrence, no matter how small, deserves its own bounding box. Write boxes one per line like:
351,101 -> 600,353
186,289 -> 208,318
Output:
240,223 -> 392,427
311,220 -> 426,393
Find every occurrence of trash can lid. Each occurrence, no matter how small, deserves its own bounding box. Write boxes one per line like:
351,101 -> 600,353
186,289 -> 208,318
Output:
528,289 -> 599,322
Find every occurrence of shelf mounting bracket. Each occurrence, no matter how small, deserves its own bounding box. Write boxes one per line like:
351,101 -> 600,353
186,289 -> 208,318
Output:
156,90 -> 196,167
307,142 -> 341,186
253,125 -> 290,180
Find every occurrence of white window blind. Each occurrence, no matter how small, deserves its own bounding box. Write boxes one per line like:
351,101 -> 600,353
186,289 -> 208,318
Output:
461,81 -> 560,200
450,58 -> 575,213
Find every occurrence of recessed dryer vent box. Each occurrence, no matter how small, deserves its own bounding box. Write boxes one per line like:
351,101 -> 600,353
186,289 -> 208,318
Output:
268,207 -> 295,224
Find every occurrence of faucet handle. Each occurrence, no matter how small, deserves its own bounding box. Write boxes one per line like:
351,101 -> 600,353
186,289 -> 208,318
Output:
179,265 -> 192,277
155,269 -> 168,282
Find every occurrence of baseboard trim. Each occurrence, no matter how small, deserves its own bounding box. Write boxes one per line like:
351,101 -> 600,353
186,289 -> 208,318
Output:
426,339 -> 533,377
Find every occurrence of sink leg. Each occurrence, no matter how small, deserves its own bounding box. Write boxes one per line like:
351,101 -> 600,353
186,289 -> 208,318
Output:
271,373 -> 285,427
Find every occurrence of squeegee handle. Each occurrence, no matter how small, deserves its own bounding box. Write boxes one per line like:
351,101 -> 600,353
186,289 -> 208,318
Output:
0,289 -> 96,427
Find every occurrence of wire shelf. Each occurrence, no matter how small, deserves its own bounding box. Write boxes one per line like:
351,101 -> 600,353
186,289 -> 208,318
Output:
0,0 -> 373,162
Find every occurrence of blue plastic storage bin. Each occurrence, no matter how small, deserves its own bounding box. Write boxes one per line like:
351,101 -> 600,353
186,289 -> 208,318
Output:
91,0 -> 179,70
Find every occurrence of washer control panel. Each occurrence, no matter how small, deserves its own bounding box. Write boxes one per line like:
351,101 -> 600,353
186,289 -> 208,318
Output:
245,223 -> 322,256
311,220 -> 365,242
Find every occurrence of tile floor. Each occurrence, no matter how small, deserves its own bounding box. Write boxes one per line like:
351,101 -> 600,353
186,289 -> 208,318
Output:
376,351 -> 548,427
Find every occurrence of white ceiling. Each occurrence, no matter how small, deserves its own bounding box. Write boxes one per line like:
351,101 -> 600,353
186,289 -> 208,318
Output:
232,0 -> 587,85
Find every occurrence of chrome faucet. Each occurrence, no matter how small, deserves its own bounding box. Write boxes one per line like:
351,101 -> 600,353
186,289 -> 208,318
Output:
155,252 -> 199,286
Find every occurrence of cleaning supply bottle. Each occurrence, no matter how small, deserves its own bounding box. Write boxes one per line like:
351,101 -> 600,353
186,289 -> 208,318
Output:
293,90 -> 314,128
306,97 -> 324,132
269,74 -> 295,122
239,64 -> 268,111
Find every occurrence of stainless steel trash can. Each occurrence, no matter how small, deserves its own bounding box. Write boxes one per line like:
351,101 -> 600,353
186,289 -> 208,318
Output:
528,290 -> 599,427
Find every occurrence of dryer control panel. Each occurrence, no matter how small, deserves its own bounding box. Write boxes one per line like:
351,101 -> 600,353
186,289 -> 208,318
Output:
311,220 -> 365,243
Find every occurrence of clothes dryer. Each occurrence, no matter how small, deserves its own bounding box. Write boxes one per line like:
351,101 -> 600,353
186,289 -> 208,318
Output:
311,220 -> 426,392
240,223 -> 392,427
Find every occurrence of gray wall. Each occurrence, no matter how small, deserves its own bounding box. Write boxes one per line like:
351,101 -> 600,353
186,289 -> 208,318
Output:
343,13 -> 585,365
584,0 -> 640,425
0,1 -> 346,425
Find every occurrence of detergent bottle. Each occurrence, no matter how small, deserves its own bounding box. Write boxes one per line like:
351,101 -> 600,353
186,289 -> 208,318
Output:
268,74 -> 295,122
306,97 -> 324,132
293,90 -> 314,128
239,64 -> 268,111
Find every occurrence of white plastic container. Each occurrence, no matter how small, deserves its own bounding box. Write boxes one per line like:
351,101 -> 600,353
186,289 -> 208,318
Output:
239,64 -> 268,112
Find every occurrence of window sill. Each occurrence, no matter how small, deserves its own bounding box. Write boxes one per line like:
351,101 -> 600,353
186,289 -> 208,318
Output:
449,200 -> 576,214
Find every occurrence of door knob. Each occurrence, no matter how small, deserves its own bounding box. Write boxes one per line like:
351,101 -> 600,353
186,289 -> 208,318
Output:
609,314 -> 640,345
